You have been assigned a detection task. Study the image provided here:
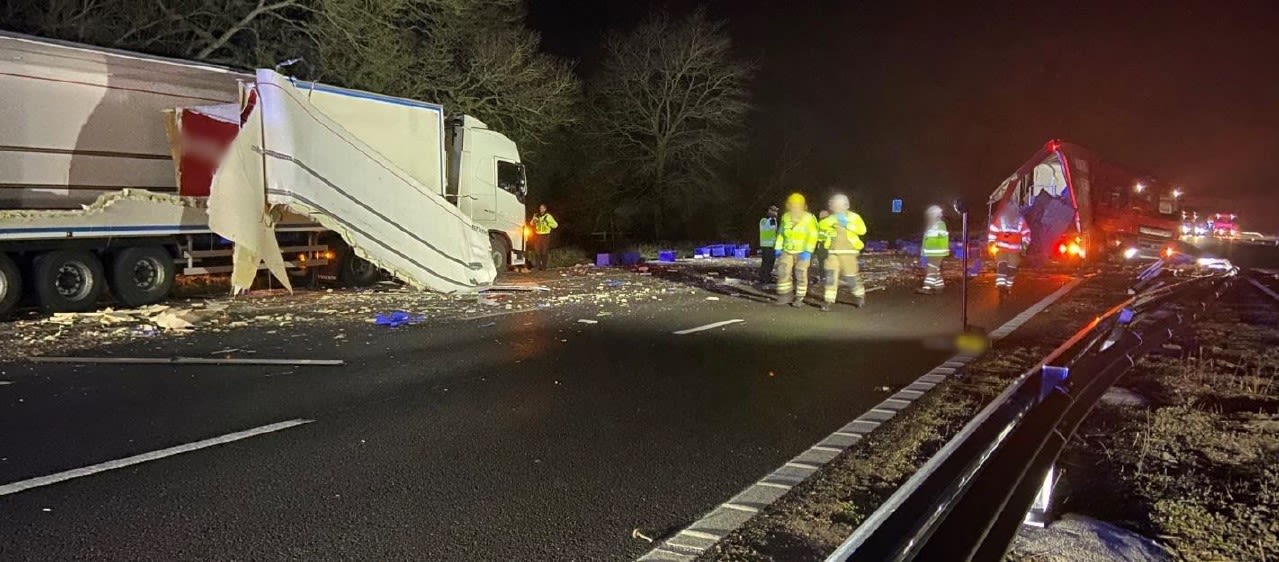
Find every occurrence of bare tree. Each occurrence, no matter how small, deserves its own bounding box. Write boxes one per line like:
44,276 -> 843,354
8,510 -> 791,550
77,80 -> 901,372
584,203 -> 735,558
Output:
589,10 -> 752,238
5,0 -> 580,157
6,0 -> 306,66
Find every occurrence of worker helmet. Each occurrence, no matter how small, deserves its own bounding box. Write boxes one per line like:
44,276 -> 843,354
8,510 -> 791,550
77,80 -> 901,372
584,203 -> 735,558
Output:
785,193 -> 806,206
829,193 -> 850,212
925,205 -> 943,218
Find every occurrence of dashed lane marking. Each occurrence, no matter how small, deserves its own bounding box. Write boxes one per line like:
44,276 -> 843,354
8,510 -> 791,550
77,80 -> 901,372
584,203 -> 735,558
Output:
0,419 -> 314,497
672,319 -> 745,335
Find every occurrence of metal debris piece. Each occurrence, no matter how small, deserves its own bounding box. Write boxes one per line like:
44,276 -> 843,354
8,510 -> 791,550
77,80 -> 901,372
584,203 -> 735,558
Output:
576,319 -> 599,324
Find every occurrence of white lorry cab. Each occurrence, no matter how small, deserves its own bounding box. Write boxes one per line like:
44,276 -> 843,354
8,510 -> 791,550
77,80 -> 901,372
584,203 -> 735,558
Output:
0,31 -> 528,316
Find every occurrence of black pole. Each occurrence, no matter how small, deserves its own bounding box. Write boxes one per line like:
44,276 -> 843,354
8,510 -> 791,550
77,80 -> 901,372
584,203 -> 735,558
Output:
961,210 -> 969,331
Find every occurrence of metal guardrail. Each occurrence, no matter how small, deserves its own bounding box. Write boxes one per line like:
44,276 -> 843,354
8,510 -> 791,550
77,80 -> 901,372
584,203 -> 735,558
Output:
826,267 -> 1235,562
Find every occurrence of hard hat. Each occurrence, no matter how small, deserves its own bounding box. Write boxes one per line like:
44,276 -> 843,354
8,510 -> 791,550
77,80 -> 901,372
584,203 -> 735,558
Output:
829,193 -> 850,212
785,193 -> 806,206
925,205 -> 943,217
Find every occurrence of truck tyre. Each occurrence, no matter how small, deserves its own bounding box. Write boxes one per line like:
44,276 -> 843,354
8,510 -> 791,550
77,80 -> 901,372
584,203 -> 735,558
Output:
337,248 -> 380,287
33,249 -> 106,313
0,253 -> 21,318
111,246 -> 175,308
489,232 -> 510,271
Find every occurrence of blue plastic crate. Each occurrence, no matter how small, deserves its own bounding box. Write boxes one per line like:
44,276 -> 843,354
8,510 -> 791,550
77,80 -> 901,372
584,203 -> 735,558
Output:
732,248 -> 748,258
619,251 -> 642,266
595,253 -> 611,267
658,250 -> 677,262
709,244 -> 726,257
694,246 -> 710,258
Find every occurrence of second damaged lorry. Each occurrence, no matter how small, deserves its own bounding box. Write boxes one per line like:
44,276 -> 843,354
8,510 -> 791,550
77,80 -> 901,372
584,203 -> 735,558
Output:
987,140 -> 1181,264
0,32 -> 529,316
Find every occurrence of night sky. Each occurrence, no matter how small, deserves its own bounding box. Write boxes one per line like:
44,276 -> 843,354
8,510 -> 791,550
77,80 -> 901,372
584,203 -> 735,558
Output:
528,0 -> 1279,230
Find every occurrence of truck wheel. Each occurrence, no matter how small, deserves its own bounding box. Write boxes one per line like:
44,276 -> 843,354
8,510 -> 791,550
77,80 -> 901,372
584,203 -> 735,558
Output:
0,253 -> 21,318
337,248 -> 380,287
489,232 -> 510,271
33,249 -> 106,313
111,246 -> 175,307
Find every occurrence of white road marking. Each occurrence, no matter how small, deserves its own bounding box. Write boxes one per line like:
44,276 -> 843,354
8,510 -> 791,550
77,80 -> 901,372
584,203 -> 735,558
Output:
672,319 -> 745,335
0,419 -> 314,497
1248,278 -> 1279,303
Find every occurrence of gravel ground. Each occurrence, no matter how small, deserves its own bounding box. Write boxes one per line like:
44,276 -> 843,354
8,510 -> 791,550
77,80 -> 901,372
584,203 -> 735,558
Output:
697,271 -> 1135,561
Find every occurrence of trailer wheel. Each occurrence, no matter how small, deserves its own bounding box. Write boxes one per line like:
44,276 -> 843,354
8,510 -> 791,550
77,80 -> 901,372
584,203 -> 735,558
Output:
33,250 -> 106,313
337,247 -> 380,287
489,232 -> 510,271
0,253 -> 21,318
111,246 -> 175,308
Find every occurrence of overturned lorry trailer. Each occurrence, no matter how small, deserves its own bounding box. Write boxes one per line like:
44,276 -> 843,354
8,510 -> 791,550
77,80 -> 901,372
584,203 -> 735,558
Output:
0,32 -> 525,316
986,140 -> 1181,264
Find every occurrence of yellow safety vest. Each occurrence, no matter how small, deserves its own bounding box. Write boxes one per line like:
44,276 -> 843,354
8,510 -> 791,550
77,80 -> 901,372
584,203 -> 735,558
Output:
818,212 -> 867,252
532,213 -> 558,235
775,212 -> 819,254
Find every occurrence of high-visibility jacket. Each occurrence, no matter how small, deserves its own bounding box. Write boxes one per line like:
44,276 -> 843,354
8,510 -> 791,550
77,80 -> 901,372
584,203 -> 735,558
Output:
759,217 -> 778,247
818,211 -> 867,253
922,219 -> 950,257
988,214 -> 1031,251
532,213 -> 558,235
775,212 -> 819,254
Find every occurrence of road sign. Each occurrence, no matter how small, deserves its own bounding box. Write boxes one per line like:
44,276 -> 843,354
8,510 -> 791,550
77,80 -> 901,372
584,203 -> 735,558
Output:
891,199 -> 903,213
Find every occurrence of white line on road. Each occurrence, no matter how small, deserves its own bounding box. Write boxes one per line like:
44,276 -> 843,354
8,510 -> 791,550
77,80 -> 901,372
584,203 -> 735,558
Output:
1248,277 -> 1279,303
672,319 -> 745,335
0,419 -> 314,497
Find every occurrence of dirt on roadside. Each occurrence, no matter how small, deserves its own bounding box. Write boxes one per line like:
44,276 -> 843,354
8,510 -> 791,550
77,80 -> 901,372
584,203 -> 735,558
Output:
698,272 -> 1134,561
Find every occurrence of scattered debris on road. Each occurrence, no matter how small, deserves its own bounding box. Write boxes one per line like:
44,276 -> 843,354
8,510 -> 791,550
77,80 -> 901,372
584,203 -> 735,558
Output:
28,356 -> 344,366
0,252 -> 940,360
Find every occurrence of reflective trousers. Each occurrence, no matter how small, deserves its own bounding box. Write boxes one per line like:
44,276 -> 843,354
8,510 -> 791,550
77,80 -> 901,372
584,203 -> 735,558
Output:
923,255 -> 945,291
776,252 -> 811,298
823,252 -> 864,303
995,250 -> 1021,289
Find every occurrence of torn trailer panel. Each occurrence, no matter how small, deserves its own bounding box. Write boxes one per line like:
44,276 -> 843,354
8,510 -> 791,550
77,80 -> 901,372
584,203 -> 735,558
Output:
208,70 -> 497,294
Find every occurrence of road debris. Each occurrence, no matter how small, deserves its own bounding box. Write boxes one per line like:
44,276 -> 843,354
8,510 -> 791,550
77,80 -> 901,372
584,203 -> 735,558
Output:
29,356 -> 343,366
632,528 -> 655,543
374,311 -> 425,328
576,319 -> 599,324
482,284 -> 550,292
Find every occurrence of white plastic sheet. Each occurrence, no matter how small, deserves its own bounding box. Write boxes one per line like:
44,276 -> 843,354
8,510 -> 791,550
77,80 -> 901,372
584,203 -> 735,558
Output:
254,70 -> 495,293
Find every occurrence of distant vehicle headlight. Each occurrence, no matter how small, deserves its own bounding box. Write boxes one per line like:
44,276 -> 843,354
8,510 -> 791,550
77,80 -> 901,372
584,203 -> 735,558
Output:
1123,247 -> 1139,260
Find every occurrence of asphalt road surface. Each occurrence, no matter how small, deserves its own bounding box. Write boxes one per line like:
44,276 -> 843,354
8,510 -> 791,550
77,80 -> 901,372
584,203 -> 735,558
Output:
0,271 -> 1078,561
